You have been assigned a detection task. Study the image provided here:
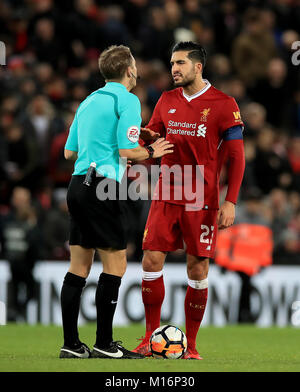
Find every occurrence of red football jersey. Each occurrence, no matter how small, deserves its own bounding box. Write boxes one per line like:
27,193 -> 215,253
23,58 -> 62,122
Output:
147,82 -> 244,209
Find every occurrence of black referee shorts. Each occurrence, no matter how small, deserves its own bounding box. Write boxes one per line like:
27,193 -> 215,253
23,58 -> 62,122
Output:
66,175 -> 128,250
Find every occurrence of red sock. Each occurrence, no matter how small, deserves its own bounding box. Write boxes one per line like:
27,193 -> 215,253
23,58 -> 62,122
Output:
142,276 -> 165,339
184,285 -> 208,349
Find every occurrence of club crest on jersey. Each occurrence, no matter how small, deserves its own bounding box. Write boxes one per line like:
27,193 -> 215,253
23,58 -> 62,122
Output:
127,126 -> 139,143
200,108 -> 210,122
168,108 -> 176,113
197,124 -> 207,138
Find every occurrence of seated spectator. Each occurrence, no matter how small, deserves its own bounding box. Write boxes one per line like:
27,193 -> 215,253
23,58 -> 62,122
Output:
29,17 -> 63,68
20,95 -> 61,172
3,122 -> 39,191
249,58 -> 291,129
138,6 -> 175,66
232,8 -> 277,87
241,102 -> 267,138
253,127 -> 294,194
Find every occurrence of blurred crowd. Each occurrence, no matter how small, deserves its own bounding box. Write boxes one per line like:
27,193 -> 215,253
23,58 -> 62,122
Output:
0,0 -> 300,269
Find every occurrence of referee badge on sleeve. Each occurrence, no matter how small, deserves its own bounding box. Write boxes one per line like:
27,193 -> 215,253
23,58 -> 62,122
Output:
127,126 -> 140,143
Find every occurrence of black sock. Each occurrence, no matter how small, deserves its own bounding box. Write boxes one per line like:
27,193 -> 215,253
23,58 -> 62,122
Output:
61,272 -> 86,348
95,272 -> 121,348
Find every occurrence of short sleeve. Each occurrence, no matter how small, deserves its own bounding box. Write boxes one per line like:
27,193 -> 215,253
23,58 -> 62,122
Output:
65,113 -> 79,151
219,97 -> 244,134
117,94 -> 142,149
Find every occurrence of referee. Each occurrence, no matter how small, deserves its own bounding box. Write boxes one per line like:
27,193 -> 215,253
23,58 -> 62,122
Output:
59,45 -> 173,359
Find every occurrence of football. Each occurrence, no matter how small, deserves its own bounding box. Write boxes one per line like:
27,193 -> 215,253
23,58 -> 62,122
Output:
150,325 -> 187,359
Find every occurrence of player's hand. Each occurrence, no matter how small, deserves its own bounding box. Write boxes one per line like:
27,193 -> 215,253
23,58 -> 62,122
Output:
140,127 -> 160,142
150,137 -> 174,158
217,200 -> 235,230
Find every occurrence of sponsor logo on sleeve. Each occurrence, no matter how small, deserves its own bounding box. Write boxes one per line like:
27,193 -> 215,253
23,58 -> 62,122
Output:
233,111 -> 242,122
127,126 -> 140,143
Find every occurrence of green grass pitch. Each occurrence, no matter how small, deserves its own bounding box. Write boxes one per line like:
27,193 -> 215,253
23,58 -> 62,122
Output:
0,323 -> 299,372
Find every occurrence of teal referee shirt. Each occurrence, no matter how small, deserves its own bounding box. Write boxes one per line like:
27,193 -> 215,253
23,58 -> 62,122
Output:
65,82 -> 142,183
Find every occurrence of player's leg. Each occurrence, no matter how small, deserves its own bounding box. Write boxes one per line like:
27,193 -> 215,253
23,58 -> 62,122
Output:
60,245 -> 94,358
91,248 -> 144,359
132,250 -> 166,355
181,209 -> 217,359
143,250 -> 166,333
134,201 -> 182,354
184,254 -> 209,359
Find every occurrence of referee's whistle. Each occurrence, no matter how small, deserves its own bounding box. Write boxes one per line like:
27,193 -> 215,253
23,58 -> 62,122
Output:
83,162 -> 96,186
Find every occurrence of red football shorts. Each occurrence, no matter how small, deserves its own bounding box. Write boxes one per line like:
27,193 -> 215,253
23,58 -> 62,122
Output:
142,200 -> 218,258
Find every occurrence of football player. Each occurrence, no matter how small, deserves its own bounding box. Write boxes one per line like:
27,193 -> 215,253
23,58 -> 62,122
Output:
134,41 -> 245,359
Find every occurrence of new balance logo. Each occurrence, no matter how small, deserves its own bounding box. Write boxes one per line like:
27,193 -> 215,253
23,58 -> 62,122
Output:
168,108 -> 176,113
197,124 -> 207,137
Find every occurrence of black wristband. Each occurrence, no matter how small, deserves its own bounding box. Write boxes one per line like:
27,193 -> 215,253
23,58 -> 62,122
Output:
144,145 -> 154,159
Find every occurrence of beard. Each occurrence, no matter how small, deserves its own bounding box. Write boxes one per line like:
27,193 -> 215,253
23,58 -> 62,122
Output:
172,71 -> 196,88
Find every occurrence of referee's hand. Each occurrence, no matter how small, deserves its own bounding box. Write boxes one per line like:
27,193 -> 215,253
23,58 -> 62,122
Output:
150,138 -> 174,158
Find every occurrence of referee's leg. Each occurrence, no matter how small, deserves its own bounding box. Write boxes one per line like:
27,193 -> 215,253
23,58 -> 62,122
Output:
94,248 -> 126,348
60,245 -> 94,350
69,245 -> 95,278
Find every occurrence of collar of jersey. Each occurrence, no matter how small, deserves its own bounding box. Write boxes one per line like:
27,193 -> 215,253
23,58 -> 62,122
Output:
105,82 -> 127,90
182,79 -> 211,102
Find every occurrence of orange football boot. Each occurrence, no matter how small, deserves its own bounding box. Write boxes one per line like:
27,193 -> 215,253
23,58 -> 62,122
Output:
132,336 -> 152,357
182,347 -> 203,360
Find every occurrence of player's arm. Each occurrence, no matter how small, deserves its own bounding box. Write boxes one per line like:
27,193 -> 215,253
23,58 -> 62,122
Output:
217,102 -> 245,230
226,147 -> 245,202
119,138 -> 174,161
118,94 -> 173,161
218,126 -> 245,229
139,94 -> 166,144
139,128 -> 160,142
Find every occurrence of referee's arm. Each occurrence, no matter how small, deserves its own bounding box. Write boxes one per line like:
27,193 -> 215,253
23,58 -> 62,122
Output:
119,138 -> 173,161
65,110 -> 79,161
119,145 -> 150,161
64,150 -> 78,160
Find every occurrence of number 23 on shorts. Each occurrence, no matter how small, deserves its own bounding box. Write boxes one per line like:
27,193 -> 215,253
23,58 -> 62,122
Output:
200,224 -> 215,251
